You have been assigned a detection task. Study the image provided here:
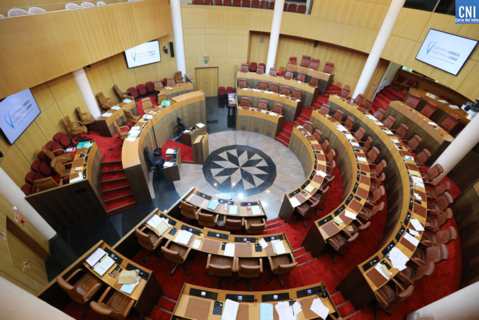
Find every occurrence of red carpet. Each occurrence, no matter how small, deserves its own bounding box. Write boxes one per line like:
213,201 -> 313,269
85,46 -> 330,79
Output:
162,140 -> 194,163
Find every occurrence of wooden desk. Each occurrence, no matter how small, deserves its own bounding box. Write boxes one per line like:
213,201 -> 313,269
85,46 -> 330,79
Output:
173,282 -> 340,320
302,111 -> 371,256
26,141 -> 106,232
278,126 -> 329,221
183,187 -> 267,231
387,101 -> 453,157
237,87 -> 301,122
286,64 -> 333,94
141,209 -> 294,262
158,82 -> 194,98
121,91 -> 206,203
236,106 -> 284,138
327,96 -> 428,308
409,88 -> 469,126
236,71 -> 317,105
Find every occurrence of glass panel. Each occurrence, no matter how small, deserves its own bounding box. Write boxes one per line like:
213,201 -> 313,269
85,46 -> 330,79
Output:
404,0 -> 438,11
435,0 -> 455,15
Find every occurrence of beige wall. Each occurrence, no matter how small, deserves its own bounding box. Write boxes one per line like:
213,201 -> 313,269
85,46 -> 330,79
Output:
0,0 -> 122,13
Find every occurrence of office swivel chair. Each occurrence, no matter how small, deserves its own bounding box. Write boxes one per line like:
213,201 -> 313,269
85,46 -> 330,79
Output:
90,287 -> 135,320
57,268 -> 102,304
143,148 -> 164,174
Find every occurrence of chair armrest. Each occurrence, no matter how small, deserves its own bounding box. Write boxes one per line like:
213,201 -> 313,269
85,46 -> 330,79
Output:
65,268 -> 83,283
98,286 -> 112,303
90,301 -> 113,316
57,275 -> 74,291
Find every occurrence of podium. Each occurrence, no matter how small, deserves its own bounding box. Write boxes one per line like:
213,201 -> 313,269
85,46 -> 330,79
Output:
192,133 -> 209,164
179,123 -> 207,146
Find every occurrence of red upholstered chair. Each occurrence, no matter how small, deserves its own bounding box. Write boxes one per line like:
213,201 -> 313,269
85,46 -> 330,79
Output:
309,59 -> 320,71
233,0 -> 241,6
136,84 -> 147,97
367,146 -> 381,164
256,82 -> 269,90
218,86 -> 227,107
268,0 -> 274,9
291,89 -> 302,100
257,63 -> 266,74
271,103 -> 283,114
362,136 -> 374,153
21,183 -> 33,195
344,116 -> 354,131
372,159 -> 387,178
239,97 -> 252,107
395,123 -> 409,141
279,86 -> 291,96
300,55 -> 311,68
420,102 -> 437,118
287,3 -> 297,12
224,0 -> 232,5
354,127 -> 366,143
436,226 -> 458,244
341,85 -> 351,100
319,105 -> 329,116
53,132 -> 71,148
127,87 -> 139,100
323,62 -> 335,74
214,0 -> 223,5
145,81 -> 155,94
277,67 -> 286,76
240,63 -> 249,72
424,163 -> 444,185
321,139 -> 331,154
269,83 -> 279,93
288,56 -> 297,65
416,148 -> 431,166
241,0 -> 251,6
226,86 -> 235,94
333,109 -> 344,122
248,62 -> 258,72
405,94 -> 421,109
407,134 -> 422,152
427,180 -> 451,200
257,99 -> 269,110
251,0 -> 259,7
308,78 -> 319,88
238,79 -> 248,88
383,115 -> 396,129
295,74 -> 306,83
297,4 -> 306,13
25,171 -> 42,185
373,109 -> 386,121
440,116 -> 459,133
284,71 -> 293,80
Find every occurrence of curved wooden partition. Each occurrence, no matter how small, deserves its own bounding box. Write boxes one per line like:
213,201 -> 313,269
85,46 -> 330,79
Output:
237,88 -> 301,121
236,106 -> 284,137
236,71 -> 317,106
285,63 -> 334,93
326,96 -> 428,308
173,282 -> 340,319
302,111 -> 371,256
278,126 -> 329,220
121,91 -> 206,203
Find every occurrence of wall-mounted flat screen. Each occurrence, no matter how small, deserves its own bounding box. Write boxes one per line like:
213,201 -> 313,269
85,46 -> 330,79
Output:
124,41 -> 161,68
416,29 -> 477,76
0,89 -> 41,144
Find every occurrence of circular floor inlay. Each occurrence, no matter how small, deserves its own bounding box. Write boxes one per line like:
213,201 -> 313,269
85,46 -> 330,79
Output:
203,145 -> 276,196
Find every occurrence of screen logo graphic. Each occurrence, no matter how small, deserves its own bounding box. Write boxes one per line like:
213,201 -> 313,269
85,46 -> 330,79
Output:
456,0 -> 479,24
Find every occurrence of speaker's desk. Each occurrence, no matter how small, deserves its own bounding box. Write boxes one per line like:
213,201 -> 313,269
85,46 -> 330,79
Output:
236,71 -> 317,106
173,282 -> 340,320
158,81 -> 194,98
121,91 -> 206,203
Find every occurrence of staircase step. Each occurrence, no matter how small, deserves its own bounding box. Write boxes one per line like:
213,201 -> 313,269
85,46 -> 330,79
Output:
101,180 -> 131,193
105,196 -> 136,213
101,162 -> 124,173
102,189 -> 133,203
158,296 -> 176,311
275,137 -> 289,146
101,172 -> 127,183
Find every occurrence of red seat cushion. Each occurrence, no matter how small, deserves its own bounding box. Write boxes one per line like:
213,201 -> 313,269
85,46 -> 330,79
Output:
45,140 -> 64,155
53,132 -> 71,148
21,183 -> 33,195
38,161 -> 53,177
25,171 -> 42,184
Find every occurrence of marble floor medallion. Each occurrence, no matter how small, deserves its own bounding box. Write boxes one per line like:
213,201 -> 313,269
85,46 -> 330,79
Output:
203,145 -> 276,196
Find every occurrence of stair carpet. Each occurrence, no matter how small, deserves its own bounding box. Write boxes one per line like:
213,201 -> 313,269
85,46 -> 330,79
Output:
100,160 -> 136,214
371,85 -> 406,113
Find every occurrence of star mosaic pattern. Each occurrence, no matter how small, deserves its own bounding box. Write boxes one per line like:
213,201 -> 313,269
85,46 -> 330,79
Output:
203,145 -> 276,196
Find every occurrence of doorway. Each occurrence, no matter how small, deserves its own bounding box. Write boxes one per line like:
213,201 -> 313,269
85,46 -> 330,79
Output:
195,67 -> 219,97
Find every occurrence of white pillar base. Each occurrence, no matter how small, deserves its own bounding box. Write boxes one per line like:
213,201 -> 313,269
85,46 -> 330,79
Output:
73,68 -> 101,119
0,169 -> 56,240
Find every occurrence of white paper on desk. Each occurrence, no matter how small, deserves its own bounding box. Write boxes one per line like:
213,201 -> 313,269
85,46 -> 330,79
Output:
414,192 -> 423,202
292,301 -> 302,318
125,136 -> 137,142
384,129 -> 394,136
228,205 -> 238,215
147,215 -> 169,236
316,170 -> 327,178
163,161 -> 175,168
123,98 -> 132,103
175,230 -> 193,245
166,148 -> 176,155
93,255 -> 115,276
120,278 -> 139,295
412,176 -> 425,189
404,232 -> 420,247
252,205 -> 262,215
428,121 -> 438,128
351,141 -> 360,148
221,299 -> 239,320
259,238 -> 268,249
197,122 -> 205,128
366,115 -> 377,121
410,218 -> 424,231
192,239 -> 202,250
86,248 -> 106,267
275,301 -> 294,320
310,298 -> 329,319
345,133 -> 354,141
260,303 -> 274,320
271,239 -> 286,255
143,114 -> 153,120
305,183 -> 315,193
404,155 -> 414,162
336,124 -> 346,132
357,156 -> 368,163
111,105 -> 121,110
69,175 -> 84,184
102,112 -> 112,117
289,197 -> 301,207
345,209 -> 357,220
374,262 -> 392,280
224,243 -> 235,257
391,137 -> 400,144
333,215 -> 344,225
409,229 -> 419,237
388,247 -> 408,271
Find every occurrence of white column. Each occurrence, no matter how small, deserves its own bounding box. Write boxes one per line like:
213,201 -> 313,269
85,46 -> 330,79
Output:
0,168 -> 56,240
73,68 -> 101,119
433,114 -> 479,179
407,282 -> 479,320
170,0 -> 186,76
0,277 -> 74,320
265,0 -> 285,74
352,0 -> 405,98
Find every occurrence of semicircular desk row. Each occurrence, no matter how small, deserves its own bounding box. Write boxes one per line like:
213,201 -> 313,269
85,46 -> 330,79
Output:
121,91 -> 207,203
321,96 -> 428,309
